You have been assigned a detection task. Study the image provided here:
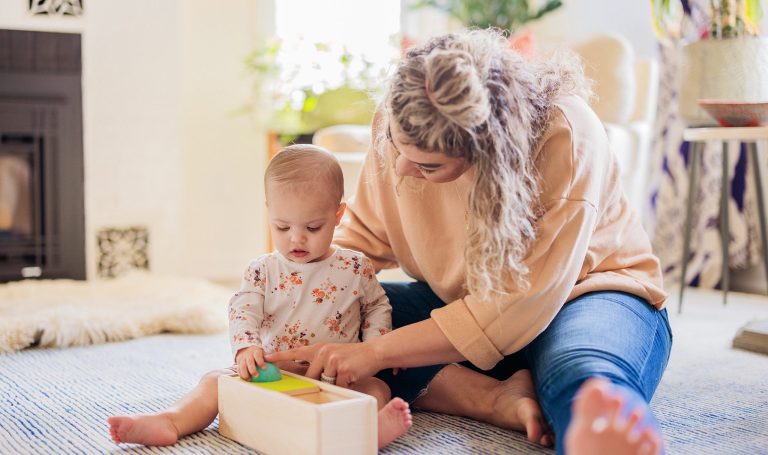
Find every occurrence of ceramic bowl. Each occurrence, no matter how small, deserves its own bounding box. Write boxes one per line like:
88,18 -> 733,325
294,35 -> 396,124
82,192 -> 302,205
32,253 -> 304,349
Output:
697,100 -> 768,127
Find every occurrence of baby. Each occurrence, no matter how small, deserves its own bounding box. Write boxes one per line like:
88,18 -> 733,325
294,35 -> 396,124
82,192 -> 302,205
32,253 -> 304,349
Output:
107,144 -> 412,449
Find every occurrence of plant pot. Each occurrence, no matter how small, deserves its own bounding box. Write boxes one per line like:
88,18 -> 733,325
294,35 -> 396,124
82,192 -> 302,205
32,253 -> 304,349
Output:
509,29 -> 536,59
678,37 -> 768,126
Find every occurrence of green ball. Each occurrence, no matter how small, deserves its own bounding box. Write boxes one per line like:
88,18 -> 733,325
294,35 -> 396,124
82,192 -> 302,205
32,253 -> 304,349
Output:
250,362 -> 282,383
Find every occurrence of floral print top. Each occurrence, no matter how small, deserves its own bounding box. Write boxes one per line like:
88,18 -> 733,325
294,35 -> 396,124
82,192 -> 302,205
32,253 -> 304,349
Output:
228,248 -> 392,358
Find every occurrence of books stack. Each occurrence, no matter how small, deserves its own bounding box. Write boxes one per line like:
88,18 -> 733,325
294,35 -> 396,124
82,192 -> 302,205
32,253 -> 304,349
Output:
733,318 -> 768,355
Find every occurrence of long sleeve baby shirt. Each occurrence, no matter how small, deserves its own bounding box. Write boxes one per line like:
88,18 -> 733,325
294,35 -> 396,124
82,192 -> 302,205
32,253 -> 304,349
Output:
228,248 -> 392,359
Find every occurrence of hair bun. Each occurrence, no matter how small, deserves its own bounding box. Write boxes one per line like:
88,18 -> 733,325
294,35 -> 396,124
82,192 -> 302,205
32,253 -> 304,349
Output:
423,49 -> 491,130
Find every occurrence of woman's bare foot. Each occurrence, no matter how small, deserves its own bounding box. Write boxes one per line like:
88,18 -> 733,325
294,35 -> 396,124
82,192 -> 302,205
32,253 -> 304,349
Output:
488,369 -> 554,447
377,397 -> 412,448
107,414 -> 179,446
565,378 -> 662,455
413,365 -> 553,447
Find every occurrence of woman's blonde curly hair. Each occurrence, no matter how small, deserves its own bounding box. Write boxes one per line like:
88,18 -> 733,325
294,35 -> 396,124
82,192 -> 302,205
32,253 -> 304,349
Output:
376,28 -> 590,300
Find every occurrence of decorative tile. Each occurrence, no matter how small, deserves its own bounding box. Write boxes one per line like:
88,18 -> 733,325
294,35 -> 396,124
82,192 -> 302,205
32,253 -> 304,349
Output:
28,0 -> 83,17
97,226 -> 149,278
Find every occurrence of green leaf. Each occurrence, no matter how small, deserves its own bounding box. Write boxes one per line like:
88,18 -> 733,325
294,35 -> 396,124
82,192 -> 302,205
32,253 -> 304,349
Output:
527,0 -> 562,22
407,0 -> 561,30
744,0 -> 765,34
302,95 -> 318,113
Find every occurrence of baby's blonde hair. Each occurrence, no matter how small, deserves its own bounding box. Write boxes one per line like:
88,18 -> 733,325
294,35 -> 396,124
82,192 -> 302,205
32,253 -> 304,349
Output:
378,28 -> 590,299
265,144 -> 344,206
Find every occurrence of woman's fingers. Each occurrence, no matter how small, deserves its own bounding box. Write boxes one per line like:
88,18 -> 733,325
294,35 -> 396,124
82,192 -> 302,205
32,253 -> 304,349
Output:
266,342 -> 373,388
323,346 -> 356,388
335,367 -> 357,388
266,344 -> 318,364
317,347 -> 338,384
305,346 -> 330,380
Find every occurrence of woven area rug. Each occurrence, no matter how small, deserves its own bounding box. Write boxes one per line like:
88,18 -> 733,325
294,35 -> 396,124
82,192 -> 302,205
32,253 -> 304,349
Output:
1,286 -> 767,454
0,273 -> 230,353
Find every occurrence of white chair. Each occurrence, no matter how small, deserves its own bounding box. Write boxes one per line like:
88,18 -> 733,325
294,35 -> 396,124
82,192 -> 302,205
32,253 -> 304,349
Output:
312,124 -> 369,203
313,124 -> 414,282
572,33 -> 660,219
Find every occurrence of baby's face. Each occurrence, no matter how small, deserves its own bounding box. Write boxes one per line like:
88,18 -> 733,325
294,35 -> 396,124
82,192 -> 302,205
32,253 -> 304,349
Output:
266,184 -> 344,264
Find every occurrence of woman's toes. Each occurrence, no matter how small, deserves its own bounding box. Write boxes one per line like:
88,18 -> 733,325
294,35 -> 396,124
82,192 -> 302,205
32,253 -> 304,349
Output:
573,378 -> 610,419
638,428 -> 661,454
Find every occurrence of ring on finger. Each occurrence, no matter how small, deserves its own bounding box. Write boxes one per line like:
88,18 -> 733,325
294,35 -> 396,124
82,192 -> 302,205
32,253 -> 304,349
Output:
320,373 -> 337,385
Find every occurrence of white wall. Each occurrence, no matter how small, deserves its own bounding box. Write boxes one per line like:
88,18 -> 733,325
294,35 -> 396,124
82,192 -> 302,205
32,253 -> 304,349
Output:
83,0 -> 185,279
0,1 -> 272,281
177,1 -> 273,280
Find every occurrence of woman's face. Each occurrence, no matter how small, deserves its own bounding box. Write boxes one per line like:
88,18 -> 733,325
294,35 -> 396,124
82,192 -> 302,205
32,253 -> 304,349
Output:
388,120 -> 471,183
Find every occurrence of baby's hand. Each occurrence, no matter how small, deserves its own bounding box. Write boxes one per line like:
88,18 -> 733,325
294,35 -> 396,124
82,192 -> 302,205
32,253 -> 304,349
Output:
235,346 -> 266,380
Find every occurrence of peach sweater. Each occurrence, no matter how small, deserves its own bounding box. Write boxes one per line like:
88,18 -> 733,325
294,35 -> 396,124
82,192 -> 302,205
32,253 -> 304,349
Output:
335,95 -> 667,370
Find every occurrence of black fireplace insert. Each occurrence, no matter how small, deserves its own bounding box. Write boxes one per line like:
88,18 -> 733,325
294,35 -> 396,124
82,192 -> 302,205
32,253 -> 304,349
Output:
0,29 -> 85,281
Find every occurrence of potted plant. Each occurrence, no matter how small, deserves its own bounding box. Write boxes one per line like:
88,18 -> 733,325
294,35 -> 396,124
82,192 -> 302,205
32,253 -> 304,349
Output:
243,38 -> 390,144
651,0 -> 767,125
408,0 -> 562,56
410,0 -> 562,31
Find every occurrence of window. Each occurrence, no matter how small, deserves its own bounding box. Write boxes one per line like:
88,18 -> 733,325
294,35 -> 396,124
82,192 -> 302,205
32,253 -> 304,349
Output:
273,0 -> 401,107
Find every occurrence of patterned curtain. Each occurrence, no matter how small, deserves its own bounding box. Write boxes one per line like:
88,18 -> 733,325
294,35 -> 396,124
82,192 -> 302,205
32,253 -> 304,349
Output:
649,0 -> 762,289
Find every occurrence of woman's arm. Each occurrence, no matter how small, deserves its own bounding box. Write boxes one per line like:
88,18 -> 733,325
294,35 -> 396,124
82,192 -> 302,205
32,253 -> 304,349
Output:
265,317 -> 465,388
374,318 -> 465,368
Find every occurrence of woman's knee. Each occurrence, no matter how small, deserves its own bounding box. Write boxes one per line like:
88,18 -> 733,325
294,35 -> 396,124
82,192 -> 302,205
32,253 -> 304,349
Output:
534,349 -> 636,401
528,292 -> 670,404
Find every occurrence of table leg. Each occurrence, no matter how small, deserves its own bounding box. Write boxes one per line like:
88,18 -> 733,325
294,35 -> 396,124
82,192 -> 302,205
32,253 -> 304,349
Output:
721,141 -> 730,306
749,141 -> 768,295
679,141 -> 701,314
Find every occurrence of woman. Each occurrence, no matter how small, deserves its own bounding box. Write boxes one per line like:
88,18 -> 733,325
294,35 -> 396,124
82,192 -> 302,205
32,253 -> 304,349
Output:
268,28 -> 672,455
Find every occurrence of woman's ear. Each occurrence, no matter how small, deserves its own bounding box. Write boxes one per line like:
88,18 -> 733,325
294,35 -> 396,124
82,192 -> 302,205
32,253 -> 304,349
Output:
335,202 -> 347,225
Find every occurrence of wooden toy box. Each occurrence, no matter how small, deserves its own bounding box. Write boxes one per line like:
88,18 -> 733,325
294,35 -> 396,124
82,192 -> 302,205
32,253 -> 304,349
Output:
218,371 -> 377,455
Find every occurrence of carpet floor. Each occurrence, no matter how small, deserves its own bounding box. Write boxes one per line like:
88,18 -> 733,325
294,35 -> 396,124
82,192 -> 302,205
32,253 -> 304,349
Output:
1,286 -> 767,454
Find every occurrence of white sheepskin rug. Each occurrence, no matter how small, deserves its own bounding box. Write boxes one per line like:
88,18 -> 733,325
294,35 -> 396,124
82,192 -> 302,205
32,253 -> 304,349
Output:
0,272 -> 231,353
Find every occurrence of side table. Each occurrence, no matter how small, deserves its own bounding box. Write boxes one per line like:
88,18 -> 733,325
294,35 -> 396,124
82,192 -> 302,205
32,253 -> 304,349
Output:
679,127 -> 768,313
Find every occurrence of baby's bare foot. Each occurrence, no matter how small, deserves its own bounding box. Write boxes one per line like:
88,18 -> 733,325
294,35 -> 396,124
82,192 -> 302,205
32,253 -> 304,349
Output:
107,414 -> 179,446
489,369 -> 554,447
377,397 -> 412,448
565,378 -> 662,455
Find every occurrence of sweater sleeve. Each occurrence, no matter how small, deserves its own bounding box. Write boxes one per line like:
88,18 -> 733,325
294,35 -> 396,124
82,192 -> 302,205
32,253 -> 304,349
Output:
228,259 -> 267,359
430,199 -> 598,369
357,256 -> 393,341
334,115 -> 398,271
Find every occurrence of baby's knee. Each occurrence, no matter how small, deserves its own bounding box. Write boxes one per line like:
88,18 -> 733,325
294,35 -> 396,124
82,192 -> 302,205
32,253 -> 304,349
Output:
199,368 -> 235,388
353,377 -> 392,405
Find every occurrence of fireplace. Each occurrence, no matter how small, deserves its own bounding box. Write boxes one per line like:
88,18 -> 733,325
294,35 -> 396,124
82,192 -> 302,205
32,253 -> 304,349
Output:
0,30 -> 85,281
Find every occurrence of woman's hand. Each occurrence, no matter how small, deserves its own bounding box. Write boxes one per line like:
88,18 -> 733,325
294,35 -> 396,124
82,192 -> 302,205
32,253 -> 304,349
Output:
234,346 -> 266,380
265,341 -> 382,388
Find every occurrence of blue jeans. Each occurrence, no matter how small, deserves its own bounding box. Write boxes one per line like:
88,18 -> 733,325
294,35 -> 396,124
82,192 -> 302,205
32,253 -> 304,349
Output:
376,282 -> 673,454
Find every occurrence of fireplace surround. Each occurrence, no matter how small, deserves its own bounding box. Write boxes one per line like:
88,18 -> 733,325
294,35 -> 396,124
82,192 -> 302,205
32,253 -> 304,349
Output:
0,29 -> 85,281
